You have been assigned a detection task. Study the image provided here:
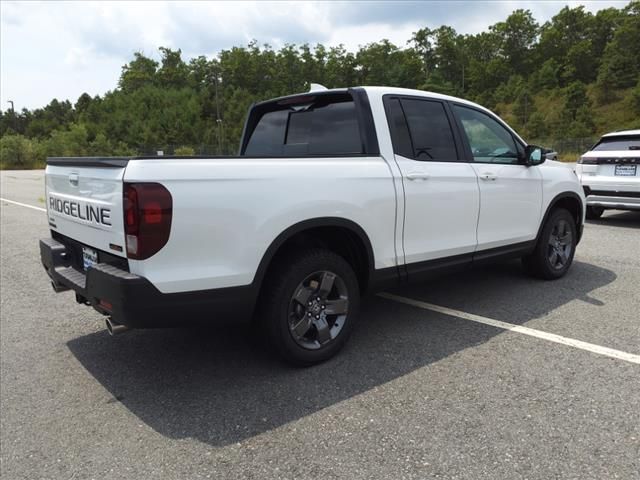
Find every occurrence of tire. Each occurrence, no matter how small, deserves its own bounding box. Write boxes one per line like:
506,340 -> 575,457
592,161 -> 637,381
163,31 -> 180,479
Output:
259,248 -> 360,366
586,206 -> 604,220
522,208 -> 577,280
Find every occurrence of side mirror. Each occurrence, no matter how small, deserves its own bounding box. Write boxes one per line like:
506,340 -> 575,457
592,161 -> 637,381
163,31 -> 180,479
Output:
525,145 -> 545,166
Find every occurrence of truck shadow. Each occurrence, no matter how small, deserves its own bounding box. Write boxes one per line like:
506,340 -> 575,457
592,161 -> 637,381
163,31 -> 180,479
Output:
67,260 -> 615,447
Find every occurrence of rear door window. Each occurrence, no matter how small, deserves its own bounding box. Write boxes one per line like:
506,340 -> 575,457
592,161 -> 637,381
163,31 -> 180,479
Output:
398,99 -> 459,161
385,98 -> 414,159
244,95 -> 363,156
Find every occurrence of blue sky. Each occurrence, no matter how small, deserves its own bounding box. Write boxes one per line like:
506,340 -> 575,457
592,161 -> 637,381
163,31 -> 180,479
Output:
0,1 -> 629,110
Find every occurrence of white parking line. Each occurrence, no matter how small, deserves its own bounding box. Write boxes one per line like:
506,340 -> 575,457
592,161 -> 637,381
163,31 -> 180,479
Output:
378,292 -> 640,365
0,197 -> 46,212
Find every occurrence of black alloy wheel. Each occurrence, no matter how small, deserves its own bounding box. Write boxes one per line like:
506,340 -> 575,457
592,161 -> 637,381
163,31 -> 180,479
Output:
260,248 -> 360,366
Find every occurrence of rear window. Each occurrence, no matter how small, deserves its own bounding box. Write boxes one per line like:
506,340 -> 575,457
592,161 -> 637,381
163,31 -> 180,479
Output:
244,94 -> 363,156
592,136 -> 640,151
244,110 -> 288,156
400,99 -> 458,161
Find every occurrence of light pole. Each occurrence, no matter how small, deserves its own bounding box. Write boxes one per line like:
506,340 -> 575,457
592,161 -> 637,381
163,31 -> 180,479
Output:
214,74 -> 224,155
7,100 -> 16,131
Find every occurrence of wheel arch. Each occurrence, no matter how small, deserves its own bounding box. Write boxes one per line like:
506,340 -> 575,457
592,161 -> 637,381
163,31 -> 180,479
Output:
251,217 -> 376,293
537,191 -> 584,244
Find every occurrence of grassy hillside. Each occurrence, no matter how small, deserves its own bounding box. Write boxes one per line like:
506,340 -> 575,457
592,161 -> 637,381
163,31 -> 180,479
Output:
496,87 -> 638,161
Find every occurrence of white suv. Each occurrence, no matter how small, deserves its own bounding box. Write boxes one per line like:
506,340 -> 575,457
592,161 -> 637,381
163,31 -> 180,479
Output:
576,129 -> 640,219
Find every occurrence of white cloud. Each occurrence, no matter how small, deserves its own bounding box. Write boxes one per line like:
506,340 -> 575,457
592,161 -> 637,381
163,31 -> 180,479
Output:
64,47 -> 93,69
0,0 -> 629,110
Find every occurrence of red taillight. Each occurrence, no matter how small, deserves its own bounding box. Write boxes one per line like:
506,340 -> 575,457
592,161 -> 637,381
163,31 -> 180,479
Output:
123,183 -> 172,260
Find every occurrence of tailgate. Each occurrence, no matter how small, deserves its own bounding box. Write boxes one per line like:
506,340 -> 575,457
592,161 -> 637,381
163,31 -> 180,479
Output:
46,160 -> 128,257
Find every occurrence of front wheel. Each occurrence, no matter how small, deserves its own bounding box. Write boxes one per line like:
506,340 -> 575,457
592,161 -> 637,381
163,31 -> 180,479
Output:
522,208 -> 577,280
259,249 -> 360,366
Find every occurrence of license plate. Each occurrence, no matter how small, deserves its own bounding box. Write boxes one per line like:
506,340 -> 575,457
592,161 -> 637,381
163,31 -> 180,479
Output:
615,164 -> 637,176
82,246 -> 98,271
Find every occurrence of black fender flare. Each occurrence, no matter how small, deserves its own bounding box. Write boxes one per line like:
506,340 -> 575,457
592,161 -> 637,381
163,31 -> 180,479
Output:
250,217 -> 376,289
536,191 -> 585,244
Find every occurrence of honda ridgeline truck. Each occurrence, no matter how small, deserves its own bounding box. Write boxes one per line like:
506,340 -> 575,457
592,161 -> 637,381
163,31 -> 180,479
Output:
40,86 -> 585,365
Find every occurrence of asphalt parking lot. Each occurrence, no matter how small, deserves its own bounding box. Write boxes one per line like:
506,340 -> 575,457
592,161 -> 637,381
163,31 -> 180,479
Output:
1,170 -> 639,480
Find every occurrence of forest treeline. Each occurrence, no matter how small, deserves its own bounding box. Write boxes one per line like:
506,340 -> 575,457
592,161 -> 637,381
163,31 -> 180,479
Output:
1,2 -> 639,167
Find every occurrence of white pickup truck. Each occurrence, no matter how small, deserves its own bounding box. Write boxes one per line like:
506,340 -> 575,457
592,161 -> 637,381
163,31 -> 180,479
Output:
40,86 -> 585,365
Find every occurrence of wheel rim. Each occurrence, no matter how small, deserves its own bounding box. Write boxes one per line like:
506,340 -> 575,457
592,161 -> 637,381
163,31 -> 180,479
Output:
288,270 -> 349,350
547,219 -> 573,270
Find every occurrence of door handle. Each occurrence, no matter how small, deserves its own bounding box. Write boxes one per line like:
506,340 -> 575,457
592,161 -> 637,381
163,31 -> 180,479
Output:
406,172 -> 430,181
479,173 -> 497,181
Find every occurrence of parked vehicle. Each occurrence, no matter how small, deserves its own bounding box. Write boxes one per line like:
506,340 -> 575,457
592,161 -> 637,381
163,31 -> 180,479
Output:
542,148 -> 558,161
40,86 -> 585,365
576,129 -> 640,219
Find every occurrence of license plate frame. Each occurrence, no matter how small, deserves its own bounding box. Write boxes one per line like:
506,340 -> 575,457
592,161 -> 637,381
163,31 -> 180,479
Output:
614,164 -> 637,176
82,246 -> 98,271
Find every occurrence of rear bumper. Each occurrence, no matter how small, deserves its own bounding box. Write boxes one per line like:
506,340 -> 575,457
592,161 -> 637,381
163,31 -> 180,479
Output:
582,186 -> 640,211
40,237 -> 256,328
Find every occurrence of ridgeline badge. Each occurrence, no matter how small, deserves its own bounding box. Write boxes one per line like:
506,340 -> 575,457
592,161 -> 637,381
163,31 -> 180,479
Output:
48,197 -> 111,227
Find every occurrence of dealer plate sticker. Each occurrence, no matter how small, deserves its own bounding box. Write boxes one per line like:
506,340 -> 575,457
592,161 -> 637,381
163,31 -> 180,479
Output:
82,246 -> 98,271
615,164 -> 637,176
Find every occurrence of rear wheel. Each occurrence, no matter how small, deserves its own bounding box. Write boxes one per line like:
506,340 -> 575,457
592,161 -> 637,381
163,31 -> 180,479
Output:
586,206 -> 604,219
259,249 -> 360,366
522,208 -> 577,280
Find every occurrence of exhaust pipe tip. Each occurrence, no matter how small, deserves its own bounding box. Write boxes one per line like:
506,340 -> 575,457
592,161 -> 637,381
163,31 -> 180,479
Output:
106,318 -> 129,336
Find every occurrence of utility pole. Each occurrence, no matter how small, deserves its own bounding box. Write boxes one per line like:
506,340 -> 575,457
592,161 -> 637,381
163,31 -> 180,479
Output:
7,100 -> 16,131
459,46 -> 466,94
214,75 -> 223,155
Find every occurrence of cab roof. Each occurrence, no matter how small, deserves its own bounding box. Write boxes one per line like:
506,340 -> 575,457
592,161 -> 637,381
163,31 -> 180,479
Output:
602,129 -> 640,138
258,86 -> 495,113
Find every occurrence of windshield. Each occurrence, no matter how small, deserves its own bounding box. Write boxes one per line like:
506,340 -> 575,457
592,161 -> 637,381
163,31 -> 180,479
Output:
592,136 -> 640,151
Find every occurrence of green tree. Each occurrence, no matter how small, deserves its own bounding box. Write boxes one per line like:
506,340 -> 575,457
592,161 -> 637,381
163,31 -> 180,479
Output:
537,6 -> 597,84
567,105 -> 596,137
564,81 -> 591,121
0,134 -> 35,168
526,111 -> 547,139
513,89 -> 535,130
596,1 -> 640,89
119,52 -> 158,92
490,9 -> 538,75
631,78 -> 640,114
463,31 -> 506,96
356,40 -> 422,88
157,47 -> 189,89
74,93 -> 93,114
410,27 -> 436,83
